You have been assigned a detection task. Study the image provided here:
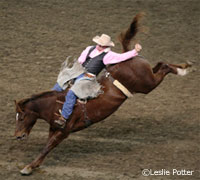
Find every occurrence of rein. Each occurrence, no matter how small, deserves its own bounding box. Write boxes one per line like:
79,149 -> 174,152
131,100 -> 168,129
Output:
79,101 -> 93,127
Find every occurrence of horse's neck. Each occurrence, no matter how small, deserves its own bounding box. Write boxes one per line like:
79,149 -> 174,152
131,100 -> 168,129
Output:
30,95 -> 58,121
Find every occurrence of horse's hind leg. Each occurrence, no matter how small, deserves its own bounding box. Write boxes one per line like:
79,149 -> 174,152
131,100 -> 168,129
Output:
152,61 -> 191,75
20,130 -> 69,175
152,62 -> 164,73
168,62 -> 192,76
153,61 -> 191,72
145,61 -> 191,94
169,61 -> 192,69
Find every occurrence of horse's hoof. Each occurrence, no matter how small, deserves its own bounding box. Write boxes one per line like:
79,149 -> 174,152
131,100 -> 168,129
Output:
20,165 -> 32,175
186,60 -> 193,67
177,68 -> 188,76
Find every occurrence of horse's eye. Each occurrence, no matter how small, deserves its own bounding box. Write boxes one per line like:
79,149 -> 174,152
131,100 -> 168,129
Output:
16,112 -> 24,121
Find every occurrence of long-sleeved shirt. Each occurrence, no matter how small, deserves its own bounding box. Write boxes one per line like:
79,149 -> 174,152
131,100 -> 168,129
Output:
78,45 -> 138,65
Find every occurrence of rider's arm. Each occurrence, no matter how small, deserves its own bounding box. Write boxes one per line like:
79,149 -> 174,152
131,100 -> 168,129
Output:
103,43 -> 142,65
78,46 -> 93,64
103,49 -> 138,65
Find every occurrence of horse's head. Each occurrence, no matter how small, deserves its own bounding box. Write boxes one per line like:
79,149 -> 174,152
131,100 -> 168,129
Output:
14,100 -> 38,140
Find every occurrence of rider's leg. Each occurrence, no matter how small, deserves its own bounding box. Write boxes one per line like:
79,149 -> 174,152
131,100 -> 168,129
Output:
61,90 -> 77,119
61,74 -> 84,119
55,74 -> 84,127
54,89 -> 77,127
52,83 -> 63,92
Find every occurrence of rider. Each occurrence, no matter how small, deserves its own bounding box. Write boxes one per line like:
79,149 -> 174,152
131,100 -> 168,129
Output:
52,34 -> 142,127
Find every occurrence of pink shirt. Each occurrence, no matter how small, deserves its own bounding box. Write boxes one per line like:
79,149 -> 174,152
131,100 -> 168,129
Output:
78,46 -> 138,65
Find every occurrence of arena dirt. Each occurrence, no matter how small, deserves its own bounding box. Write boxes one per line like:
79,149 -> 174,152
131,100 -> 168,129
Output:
0,0 -> 199,179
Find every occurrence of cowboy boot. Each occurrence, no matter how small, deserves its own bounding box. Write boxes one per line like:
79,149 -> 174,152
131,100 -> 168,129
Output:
54,110 -> 68,128
54,116 -> 67,128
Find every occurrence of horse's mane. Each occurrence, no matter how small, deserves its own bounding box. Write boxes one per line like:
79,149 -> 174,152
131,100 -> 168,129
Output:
118,12 -> 144,52
17,91 -> 57,107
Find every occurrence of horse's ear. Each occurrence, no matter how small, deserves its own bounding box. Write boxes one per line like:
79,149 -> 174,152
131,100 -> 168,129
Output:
14,100 -> 24,113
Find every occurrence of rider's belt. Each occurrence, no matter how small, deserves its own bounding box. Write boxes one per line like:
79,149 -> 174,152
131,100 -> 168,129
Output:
84,73 -> 96,78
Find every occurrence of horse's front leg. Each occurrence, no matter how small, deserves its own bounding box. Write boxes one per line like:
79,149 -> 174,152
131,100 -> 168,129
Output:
20,130 -> 69,175
48,126 -> 56,141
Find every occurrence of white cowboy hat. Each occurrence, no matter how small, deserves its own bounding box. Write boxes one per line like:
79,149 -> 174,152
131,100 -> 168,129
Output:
92,34 -> 115,47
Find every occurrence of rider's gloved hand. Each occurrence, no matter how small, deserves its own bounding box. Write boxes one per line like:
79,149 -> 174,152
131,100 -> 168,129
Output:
135,43 -> 142,52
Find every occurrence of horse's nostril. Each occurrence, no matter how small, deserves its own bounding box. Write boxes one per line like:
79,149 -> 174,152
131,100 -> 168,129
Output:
17,136 -> 22,140
16,133 -> 26,140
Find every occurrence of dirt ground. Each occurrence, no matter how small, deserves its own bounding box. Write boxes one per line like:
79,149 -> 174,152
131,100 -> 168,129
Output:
0,0 -> 199,179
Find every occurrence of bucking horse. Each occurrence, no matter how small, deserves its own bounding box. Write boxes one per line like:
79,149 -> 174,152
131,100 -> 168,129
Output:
14,13 -> 191,175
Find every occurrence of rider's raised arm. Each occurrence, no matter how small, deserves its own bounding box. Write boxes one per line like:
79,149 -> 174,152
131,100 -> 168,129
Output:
103,48 -> 138,65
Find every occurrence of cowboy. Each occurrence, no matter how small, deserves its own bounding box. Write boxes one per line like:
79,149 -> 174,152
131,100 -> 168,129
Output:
52,34 -> 142,127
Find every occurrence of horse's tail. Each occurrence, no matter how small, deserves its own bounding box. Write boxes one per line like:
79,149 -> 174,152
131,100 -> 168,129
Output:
118,12 -> 145,52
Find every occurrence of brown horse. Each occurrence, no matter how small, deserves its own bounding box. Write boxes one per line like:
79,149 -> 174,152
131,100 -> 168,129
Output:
14,14 -> 191,175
